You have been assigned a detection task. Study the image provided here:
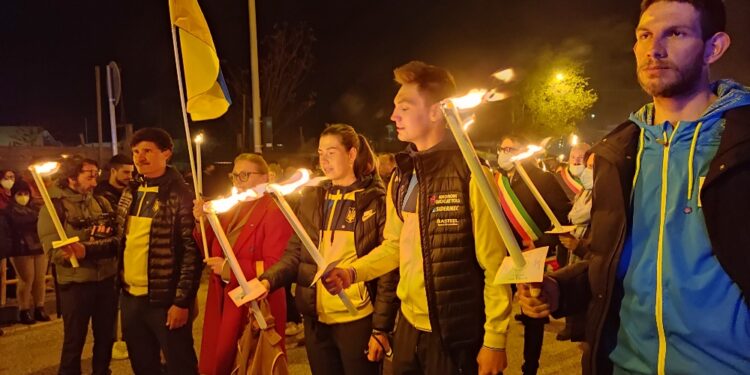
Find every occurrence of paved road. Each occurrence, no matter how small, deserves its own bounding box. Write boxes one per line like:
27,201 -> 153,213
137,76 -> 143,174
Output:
0,278 -> 581,375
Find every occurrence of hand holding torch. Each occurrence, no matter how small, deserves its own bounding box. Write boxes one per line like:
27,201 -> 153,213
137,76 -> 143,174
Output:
29,162 -> 80,268
203,190 -> 268,329
266,170 -> 358,316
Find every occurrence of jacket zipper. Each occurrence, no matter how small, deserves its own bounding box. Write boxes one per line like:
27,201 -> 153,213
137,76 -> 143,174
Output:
655,123 -> 680,375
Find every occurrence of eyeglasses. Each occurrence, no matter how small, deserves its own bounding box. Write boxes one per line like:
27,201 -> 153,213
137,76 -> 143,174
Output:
81,169 -> 102,177
497,147 -> 518,154
228,171 -> 264,182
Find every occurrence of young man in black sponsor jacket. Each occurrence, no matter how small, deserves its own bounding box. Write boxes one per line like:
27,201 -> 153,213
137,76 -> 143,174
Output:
325,61 -> 512,375
114,128 -> 203,375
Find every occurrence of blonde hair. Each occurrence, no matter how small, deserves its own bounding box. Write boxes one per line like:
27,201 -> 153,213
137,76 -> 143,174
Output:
233,153 -> 269,174
393,61 -> 457,105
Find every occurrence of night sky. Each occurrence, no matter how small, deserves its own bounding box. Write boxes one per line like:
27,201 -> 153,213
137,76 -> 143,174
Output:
1,0 -> 749,161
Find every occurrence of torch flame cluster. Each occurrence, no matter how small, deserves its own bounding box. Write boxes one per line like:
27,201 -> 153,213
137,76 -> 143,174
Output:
511,145 -> 544,162
492,68 -> 515,83
208,187 -> 260,214
450,89 -> 489,110
267,169 -> 311,196
33,162 -> 60,175
448,68 -> 514,110
205,169 -> 317,214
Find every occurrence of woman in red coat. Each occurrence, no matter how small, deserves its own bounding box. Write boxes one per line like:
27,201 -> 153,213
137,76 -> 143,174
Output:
193,154 -> 293,375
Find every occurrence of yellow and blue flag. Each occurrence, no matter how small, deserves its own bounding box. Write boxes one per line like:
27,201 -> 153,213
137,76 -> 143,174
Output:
169,0 -> 231,121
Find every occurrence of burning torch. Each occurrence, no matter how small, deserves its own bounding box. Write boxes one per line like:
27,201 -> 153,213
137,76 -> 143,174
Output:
512,146 -> 576,235
266,170 -> 359,316
29,162 -> 80,268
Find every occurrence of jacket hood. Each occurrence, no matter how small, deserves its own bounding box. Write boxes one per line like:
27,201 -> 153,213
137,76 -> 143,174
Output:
630,79 -> 750,126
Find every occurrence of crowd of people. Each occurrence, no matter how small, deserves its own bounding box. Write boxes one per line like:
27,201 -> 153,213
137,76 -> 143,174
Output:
1,0 -> 748,374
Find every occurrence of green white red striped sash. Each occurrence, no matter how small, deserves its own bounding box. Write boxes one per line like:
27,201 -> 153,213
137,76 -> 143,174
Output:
560,167 -> 583,196
496,174 -> 542,242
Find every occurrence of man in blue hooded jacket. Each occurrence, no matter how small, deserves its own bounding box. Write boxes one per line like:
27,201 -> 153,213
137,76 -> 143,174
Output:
518,1 -> 750,374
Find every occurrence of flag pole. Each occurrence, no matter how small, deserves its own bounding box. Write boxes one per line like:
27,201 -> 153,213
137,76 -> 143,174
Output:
248,0 -> 262,153
168,2 -> 208,257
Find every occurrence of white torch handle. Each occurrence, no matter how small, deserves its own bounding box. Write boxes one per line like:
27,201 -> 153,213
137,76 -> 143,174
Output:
205,211 -> 267,327
269,191 -> 324,265
29,168 -> 79,268
514,162 -> 563,229
270,191 -> 358,315
205,212 -> 253,293
441,102 -> 526,268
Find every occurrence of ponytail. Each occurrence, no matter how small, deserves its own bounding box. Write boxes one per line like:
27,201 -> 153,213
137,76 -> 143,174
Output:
354,133 -> 376,179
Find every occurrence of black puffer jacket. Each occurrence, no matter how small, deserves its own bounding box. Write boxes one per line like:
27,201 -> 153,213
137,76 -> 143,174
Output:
0,212 -> 11,259
115,167 -> 202,308
261,174 -> 400,332
390,139 -> 486,367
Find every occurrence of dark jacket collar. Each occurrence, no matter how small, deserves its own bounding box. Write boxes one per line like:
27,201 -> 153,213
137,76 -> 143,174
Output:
132,166 -> 184,190
396,136 -> 460,172
404,135 -> 459,156
320,173 -> 384,200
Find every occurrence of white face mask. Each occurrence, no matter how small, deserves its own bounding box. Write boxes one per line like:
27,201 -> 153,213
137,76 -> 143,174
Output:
497,152 -> 515,172
15,195 -> 30,206
568,164 -> 585,177
580,168 -> 594,190
1,179 -> 14,190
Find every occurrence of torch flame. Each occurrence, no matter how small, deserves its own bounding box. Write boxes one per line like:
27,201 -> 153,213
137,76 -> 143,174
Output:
194,133 -> 204,144
31,162 -> 60,175
492,68 -> 515,83
205,168 -> 320,214
485,90 -> 509,102
268,169 -> 312,196
570,134 -> 579,146
511,145 -> 544,162
449,89 -> 488,110
463,115 -> 477,131
208,187 -> 260,214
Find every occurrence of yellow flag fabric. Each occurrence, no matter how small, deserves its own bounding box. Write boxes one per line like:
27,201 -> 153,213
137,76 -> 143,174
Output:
169,0 -> 231,121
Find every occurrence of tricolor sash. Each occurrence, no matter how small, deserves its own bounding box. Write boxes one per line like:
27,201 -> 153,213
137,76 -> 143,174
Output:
496,174 -> 543,242
560,167 -> 583,196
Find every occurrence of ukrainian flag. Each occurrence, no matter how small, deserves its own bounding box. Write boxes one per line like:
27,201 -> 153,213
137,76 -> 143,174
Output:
169,0 -> 231,121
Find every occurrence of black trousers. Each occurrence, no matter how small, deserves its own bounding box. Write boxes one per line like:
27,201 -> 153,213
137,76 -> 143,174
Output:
58,277 -> 118,375
391,319 -> 484,375
519,314 -> 549,375
120,293 -> 198,375
303,315 -> 378,375
286,284 -> 301,324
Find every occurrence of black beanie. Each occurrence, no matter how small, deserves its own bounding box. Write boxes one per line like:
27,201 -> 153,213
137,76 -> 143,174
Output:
11,179 -> 31,196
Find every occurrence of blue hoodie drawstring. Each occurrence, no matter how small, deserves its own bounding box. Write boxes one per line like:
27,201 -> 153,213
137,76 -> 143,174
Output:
687,122 -> 704,201
632,128 -> 646,194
